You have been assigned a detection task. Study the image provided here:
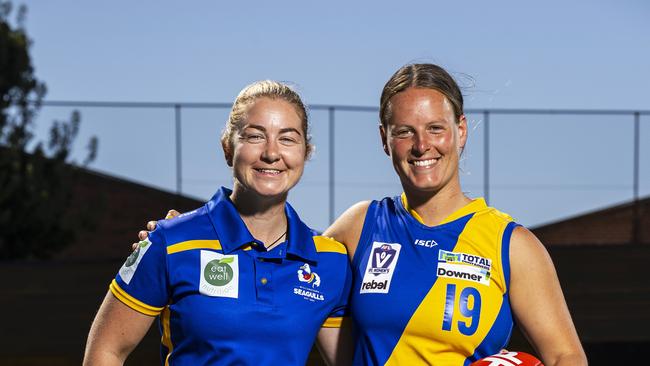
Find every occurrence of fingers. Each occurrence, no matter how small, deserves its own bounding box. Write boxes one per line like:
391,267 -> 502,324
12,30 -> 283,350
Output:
138,230 -> 149,241
146,221 -> 157,231
131,242 -> 138,251
166,209 -> 180,219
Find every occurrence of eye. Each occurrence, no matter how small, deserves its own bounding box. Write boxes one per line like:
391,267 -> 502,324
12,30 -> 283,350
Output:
241,133 -> 265,143
428,124 -> 445,134
391,127 -> 413,138
279,135 -> 300,146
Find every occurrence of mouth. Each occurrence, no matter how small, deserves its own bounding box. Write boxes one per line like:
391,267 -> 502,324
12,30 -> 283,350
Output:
254,168 -> 283,175
410,158 -> 440,168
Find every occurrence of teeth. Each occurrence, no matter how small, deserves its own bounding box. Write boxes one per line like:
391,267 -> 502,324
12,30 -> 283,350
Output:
413,159 -> 437,167
257,169 -> 281,174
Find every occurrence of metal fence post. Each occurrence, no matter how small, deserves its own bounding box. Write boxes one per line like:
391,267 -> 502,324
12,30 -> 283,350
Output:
484,110 -> 490,205
329,107 -> 335,224
175,104 -> 182,195
633,112 -> 640,244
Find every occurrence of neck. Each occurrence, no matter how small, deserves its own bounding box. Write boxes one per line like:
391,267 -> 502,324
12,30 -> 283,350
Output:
403,178 -> 471,226
230,185 -> 288,247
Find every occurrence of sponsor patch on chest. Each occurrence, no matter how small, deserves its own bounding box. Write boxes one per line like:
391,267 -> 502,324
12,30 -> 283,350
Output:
359,242 -> 402,294
437,250 -> 492,286
293,263 -> 325,302
199,250 -> 239,298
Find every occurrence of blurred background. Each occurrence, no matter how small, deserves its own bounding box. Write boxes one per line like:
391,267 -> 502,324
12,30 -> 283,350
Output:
1,0 -> 648,365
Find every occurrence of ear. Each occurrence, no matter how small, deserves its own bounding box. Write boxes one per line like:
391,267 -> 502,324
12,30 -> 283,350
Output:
379,124 -> 390,156
221,139 -> 233,167
457,114 -> 468,153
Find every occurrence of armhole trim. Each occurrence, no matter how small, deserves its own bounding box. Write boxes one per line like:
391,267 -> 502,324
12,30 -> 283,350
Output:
501,221 -> 519,293
351,200 -> 379,269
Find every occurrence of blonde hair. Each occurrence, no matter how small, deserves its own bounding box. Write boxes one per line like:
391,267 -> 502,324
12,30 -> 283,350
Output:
221,80 -> 312,165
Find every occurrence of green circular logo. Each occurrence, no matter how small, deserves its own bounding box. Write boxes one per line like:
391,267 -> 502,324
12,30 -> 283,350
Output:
125,247 -> 140,267
204,259 -> 233,286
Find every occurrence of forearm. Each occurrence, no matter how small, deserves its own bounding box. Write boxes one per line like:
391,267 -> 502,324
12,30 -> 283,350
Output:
549,353 -> 588,366
83,292 -> 154,366
82,348 -> 127,366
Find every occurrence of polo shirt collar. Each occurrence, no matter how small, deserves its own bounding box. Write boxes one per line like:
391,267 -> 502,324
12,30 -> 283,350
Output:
206,187 -> 317,262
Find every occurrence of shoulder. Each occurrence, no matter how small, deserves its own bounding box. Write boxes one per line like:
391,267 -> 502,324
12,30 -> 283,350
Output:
509,226 -> 554,277
473,204 -> 515,226
323,200 -> 373,258
151,205 -> 211,246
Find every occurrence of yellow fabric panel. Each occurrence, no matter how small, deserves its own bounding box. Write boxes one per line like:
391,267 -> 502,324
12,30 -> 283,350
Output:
167,240 -> 222,254
400,193 -> 489,226
385,208 -> 511,365
161,306 -> 173,366
313,236 -> 347,254
322,316 -> 349,328
109,280 -> 164,316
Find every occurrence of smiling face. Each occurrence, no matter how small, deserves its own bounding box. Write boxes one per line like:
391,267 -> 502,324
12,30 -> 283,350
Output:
380,87 -> 467,197
230,97 -> 307,199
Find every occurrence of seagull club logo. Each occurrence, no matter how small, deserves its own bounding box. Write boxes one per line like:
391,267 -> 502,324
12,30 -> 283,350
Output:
297,263 -> 321,288
294,263 -> 324,302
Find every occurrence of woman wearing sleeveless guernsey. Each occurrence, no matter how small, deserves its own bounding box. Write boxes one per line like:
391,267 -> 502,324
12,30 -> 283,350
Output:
324,64 -> 586,365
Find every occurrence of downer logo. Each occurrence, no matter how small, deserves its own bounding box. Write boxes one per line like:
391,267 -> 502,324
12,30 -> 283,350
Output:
360,242 -> 401,294
437,262 -> 490,286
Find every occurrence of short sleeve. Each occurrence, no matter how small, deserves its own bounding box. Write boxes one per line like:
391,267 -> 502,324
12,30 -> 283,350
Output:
322,259 -> 352,328
109,228 -> 169,316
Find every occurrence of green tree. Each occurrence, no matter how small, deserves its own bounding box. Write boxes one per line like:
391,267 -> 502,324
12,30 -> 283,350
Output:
0,1 -> 98,259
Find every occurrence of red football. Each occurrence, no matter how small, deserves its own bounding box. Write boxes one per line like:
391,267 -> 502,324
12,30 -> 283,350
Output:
470,351 -> 544,366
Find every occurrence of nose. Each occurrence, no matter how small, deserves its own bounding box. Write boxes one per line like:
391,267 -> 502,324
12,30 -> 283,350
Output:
261,140 -> 280,163
411,132 -> 431,156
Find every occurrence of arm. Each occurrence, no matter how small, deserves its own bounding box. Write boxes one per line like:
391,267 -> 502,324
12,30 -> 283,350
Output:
509,227 -> 587,366
322,200 -> 371,260
316,324 -> 354,366
83,291 -> 155,366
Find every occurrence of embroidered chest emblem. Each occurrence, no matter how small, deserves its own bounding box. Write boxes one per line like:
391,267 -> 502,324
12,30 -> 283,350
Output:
293,263 -> 325,302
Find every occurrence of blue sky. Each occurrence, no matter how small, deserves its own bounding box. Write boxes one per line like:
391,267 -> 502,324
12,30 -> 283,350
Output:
17,0 -> 650,230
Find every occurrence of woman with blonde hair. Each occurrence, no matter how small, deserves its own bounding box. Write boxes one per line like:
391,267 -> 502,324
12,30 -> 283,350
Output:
83,80 -> 352,366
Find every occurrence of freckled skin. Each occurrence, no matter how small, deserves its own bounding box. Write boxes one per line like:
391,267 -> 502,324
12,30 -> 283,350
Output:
380,88 -> 467,199
230,98 -> 307,201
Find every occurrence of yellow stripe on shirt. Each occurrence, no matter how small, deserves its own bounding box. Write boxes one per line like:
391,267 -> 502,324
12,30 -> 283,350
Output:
167,240 -> 222,254
109,279 -> 164,316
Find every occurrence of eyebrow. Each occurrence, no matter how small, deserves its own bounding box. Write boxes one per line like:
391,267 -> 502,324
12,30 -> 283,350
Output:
244,124 -> 302,136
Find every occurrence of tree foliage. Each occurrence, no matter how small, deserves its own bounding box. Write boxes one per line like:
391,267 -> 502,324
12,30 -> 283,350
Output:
0,1 -> 98,259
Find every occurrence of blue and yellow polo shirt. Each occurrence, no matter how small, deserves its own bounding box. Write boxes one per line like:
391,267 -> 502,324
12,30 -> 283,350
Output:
110,187 -> 351,365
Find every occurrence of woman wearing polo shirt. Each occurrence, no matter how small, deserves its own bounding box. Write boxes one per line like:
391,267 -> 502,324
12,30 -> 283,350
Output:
83,81 -> 352,366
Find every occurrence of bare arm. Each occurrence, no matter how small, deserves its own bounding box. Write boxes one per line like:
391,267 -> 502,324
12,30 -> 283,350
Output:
316,324 -> 354,366
83,291 -> 155,366
322,201 -> 371,260
509,227 -> 587,366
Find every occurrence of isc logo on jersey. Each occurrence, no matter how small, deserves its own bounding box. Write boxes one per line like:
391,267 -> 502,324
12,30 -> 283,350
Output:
360,242 -> 401,294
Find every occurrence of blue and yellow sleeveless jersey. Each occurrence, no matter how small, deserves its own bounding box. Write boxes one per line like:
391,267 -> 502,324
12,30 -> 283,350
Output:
350,194 -> 519,365
109,187 -> 351,366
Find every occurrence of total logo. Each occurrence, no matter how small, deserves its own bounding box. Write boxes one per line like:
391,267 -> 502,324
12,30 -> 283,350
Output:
360,242 -> 401,294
